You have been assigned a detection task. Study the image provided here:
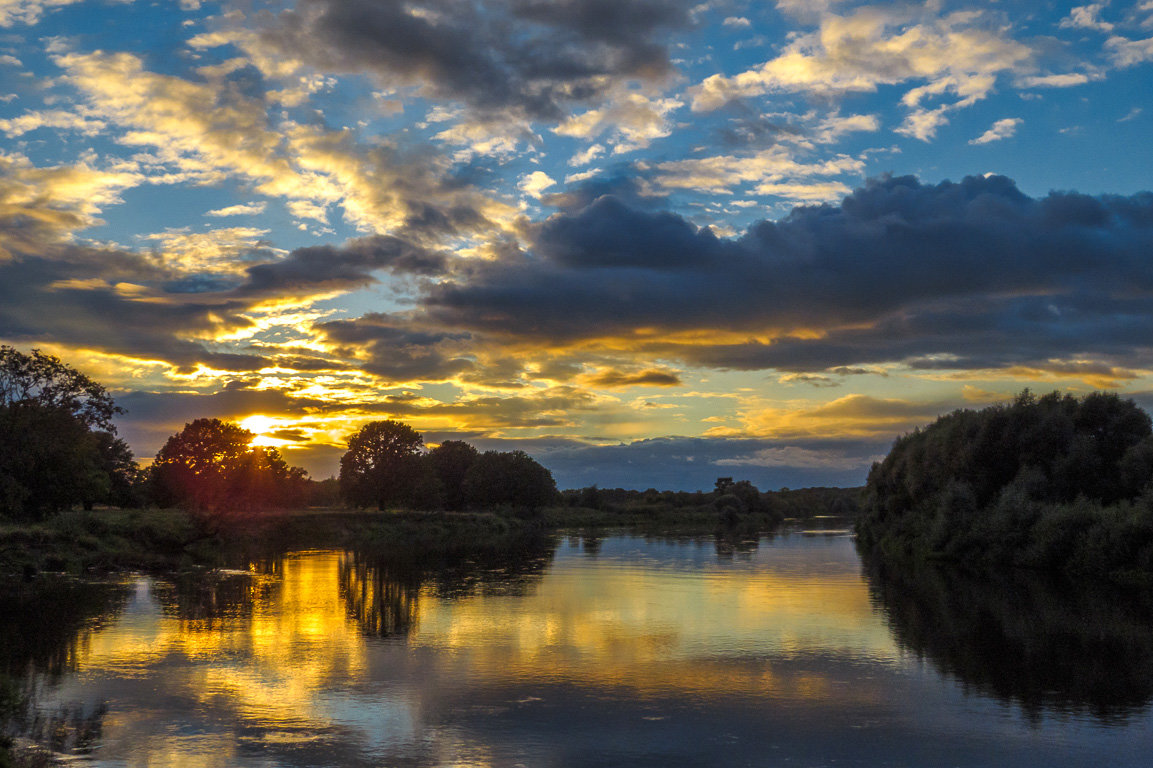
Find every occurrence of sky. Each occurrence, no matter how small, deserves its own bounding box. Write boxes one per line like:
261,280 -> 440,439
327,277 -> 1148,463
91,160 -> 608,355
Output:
2,0 -> 1153,490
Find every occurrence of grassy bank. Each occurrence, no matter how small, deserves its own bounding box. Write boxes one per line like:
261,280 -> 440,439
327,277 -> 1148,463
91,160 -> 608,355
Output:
0,496 -> 826,578
0,507 -> 542,577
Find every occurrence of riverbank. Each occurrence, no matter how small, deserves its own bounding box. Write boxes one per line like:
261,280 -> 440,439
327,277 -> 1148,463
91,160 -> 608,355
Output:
0,502 -> 808,578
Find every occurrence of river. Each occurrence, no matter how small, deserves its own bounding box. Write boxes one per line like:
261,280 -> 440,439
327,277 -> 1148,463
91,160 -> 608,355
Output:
4,526 -> 1153,766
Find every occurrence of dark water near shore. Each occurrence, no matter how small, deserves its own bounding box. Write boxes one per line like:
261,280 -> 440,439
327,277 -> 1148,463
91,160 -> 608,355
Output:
5,527 -> 1153,766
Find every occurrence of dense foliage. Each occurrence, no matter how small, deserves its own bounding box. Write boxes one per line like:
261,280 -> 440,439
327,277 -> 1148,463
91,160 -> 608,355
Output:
462,450 -> 557,513
558,482 -> 856,523
426,440 -> 478,510
148,418 -> 308,513
0,347 -> 137,518
857,391 -> 1153,578
340,420 -> 432,509
339,421 -> 558,513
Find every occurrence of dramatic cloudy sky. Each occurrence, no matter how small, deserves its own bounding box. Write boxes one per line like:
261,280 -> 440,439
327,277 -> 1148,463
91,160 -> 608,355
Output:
3,0 -> 1153,489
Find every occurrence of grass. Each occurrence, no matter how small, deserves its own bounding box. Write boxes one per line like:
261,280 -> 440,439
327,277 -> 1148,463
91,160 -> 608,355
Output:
0,501 -> 799,578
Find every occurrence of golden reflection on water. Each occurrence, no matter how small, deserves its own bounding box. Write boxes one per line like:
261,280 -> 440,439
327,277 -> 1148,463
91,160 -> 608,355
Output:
55,537 -> 903,764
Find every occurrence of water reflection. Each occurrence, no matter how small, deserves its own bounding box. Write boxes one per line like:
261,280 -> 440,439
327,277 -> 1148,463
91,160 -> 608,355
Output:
863,550 -> 1153,722
3,534 -> 1153,767
0,577 -> 128,762
340,533 -> 556,638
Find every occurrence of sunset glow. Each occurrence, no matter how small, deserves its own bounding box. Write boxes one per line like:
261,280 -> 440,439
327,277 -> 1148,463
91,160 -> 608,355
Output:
3,0 -> 1152,487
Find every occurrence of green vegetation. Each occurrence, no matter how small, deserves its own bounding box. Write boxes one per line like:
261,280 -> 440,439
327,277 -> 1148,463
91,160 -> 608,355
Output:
339,420 -> 558,514
555,480 -> 858,529
1,347 -> 138,517
0,347 -> 863,583
857,390 -> 1153,581
147,418 -> 309,520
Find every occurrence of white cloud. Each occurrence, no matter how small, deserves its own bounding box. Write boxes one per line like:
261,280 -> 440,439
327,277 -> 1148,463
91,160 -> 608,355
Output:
555,92 -> 682,154
722,16 -> 751,29
0,108 -> 106,137
969,117 -> 1022,145
689,5 -> 1031,140
518,171 -> 556,199
0,0 -> 91,27
564,168 -> 602,184
1106,34 -> 1153,67
569,144 -> 605,167
1018,72 -> 1101,88
1059,4 -> 1114,32
206,202 -> 267,218
814,112 -> 880,142
651,147 -> 862,195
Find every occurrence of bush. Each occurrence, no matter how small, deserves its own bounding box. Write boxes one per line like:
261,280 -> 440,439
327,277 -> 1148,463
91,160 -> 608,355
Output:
857,390 -> 1153,578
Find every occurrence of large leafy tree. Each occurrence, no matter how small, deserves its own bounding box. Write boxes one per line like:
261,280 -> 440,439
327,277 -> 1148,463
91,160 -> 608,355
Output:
340,420 -> 431,509
0,347 -> 132,518
463,450 -> 557,513
0,346 -> 119,432
426,440 -> 478,510
148,418 -> 307,513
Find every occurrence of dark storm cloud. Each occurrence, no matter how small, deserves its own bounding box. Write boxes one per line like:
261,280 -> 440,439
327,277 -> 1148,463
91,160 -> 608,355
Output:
235,235 -> 449,297
586,368 -> 682,387
0,244 -> 268,371
262,0 -> 694,119
421,174 -> 1153,373
319,312 -> 476,382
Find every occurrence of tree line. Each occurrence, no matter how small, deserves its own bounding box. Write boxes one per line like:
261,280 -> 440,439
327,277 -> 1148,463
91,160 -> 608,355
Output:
857,390 -> 1153,579
337,419 -> 557,513
1,347 -> 852,523
0,347 -> 558,519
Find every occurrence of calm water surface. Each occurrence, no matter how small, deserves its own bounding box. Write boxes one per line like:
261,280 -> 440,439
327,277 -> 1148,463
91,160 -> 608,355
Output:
6,529 -> 1153,767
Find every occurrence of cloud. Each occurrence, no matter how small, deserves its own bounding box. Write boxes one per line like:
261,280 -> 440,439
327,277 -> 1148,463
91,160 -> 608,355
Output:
206,202 -> 268,217
0,0 -> 88,27
585,368 -> 682,387
969,117 -> 1022,145
519,434 -> 882,490
418,174 -> 1153,378
519,171 -> 557,199
689,5 -> 1032,121
1106,34 -> 1153,67
317,312 -> 475,383
647,146 -> 863,195
736,394 -> 965,440
0,151 -> 143,256
554,91 -> 682,153
1018,72 -> 1101,88
235,235 -> 449,299
255,0 -> 696,121
1060,4 -> 1114,33
53,49 -> 510,239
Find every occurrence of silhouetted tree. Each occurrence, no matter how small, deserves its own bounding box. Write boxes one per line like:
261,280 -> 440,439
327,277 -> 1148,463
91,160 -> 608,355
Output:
339,420 -> 428,509
462,450 -> 557,513
148,418 -> 306,513
0,346 -> 119,432
857,390 -> 1153,575
426,440 -> 478,510
0,347 -> 133,518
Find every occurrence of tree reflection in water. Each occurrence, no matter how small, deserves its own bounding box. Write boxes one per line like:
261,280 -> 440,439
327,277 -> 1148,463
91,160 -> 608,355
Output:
862,549 -> 1153,723
0,577 -> 129,762
339,531 -> 558,638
